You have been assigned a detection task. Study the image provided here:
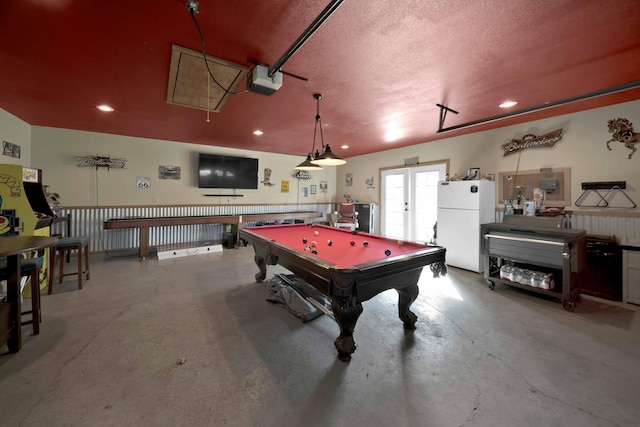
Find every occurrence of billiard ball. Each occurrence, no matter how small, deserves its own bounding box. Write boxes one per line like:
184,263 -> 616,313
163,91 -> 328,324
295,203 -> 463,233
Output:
311,250 -> 318,255
363,241 -> 369,247
302,237 -> 308,243
327,240 -> 333,246
397,240 -> 404,245
351,230 -> 358,235
350,240 -> 356,246
314,230 -> 320,236
311,241 -> 317,247
384,249 -> 391,256
305,246 -> 312,252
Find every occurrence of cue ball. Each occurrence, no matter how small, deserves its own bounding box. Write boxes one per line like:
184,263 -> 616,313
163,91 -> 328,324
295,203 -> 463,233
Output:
385,249 -> 392,256
302,237 -> 308,243
305,246 -> 312,252
363,241 -> 369,247
311,241 -> 317,247
350,240 -> 356,246
327,240 -> 333,246
314,230 -> 319,236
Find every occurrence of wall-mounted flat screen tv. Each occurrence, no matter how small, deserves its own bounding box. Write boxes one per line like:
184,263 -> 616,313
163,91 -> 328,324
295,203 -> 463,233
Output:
198,153 -> 259,189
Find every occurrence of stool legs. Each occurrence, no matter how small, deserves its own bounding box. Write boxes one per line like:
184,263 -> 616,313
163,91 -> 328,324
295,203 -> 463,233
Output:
50,243 -> 90,293
21,270 -> 41,335
48,246 -> 56,295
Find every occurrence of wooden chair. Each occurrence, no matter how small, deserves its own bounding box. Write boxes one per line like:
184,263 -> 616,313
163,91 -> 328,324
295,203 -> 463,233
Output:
48,236 -> 90,293
0,258 -> 42,335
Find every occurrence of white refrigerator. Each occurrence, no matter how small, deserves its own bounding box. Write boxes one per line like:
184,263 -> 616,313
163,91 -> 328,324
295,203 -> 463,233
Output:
437,180 -> 496,272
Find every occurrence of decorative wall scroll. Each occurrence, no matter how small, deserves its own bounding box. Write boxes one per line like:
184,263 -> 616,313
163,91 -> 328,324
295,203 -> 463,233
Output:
606,118 -> 638,159
501,129 -> 563,156
281,180 -> 289,193
76,155 -> 127,169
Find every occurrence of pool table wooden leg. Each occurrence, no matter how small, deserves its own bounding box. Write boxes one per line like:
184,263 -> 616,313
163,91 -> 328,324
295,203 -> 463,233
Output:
253,253 -> 267,283
397,283 -> 419,329
331,298 -> 363,362
251,247 -> 278,283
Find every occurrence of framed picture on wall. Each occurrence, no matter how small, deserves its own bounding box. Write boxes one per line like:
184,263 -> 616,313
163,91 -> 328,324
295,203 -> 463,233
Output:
281,180 -> 289,193
310,184 -> 317,194
320,181 -> 328,192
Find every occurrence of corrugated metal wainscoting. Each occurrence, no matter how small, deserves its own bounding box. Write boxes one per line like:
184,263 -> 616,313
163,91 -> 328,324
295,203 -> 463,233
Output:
52,204 -> 333,254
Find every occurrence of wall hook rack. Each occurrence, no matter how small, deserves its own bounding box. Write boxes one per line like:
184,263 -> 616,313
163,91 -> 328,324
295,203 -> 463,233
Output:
575,181 -> 636,208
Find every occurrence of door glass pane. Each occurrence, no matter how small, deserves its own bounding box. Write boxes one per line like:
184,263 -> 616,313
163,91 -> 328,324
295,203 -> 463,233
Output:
414,170 -> 440,243
383,173 -> 405,239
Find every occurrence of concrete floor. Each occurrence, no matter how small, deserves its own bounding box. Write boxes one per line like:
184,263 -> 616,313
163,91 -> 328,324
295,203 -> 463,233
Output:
1,247 -> 639,427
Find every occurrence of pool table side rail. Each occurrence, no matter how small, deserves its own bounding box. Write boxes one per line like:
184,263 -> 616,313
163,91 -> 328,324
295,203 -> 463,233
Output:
240,227 -> 447,301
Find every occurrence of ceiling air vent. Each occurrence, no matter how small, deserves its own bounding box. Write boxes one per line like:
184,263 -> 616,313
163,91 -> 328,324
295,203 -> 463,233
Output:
166,44 -> 249,113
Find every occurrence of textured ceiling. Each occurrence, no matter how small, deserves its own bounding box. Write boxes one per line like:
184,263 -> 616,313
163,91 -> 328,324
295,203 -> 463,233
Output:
1,0 -> 640,158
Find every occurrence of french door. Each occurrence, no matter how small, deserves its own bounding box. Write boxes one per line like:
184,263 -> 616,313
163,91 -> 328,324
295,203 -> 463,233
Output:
381,163 -> 446,243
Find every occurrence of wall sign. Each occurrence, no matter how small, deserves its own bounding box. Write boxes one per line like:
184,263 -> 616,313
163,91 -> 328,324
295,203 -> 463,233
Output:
136,176 -> 150,189
501,129 -> 563,156
2,141 -> 21,158
76,155 -> 127,169
158,165 -> 181,179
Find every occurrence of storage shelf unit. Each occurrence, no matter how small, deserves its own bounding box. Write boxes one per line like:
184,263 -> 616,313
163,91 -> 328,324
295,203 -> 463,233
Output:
481,222 -> 586,311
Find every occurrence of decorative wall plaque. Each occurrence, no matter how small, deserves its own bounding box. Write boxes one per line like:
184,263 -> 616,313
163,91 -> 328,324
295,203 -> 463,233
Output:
2,141 -> 21,158
606,118 -> 638,159
76,155 -> 127,169
158,165 -> 181,179
501,129 -> 563,156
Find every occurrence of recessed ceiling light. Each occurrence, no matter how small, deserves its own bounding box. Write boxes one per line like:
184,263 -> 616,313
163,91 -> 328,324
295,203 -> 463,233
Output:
341,145 -> 349,149
253,130 -> 263,135
97,105 -> 114,112
499,101 -> 517,108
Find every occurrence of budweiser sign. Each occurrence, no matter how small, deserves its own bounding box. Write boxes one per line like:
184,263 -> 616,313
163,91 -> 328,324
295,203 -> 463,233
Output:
501,129 -> 563,156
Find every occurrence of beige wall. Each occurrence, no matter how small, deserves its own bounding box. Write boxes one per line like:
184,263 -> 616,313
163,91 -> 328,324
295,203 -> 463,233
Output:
29,127 -> 338,207
0,108 -> 31,166
337,99 -> 640,211
4,98 -> 639,212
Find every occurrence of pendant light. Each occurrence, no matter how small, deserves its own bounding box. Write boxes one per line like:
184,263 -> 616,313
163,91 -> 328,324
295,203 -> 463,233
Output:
295,153 -> 323,170
295,94 -> 345,169
310,94 -> 346,166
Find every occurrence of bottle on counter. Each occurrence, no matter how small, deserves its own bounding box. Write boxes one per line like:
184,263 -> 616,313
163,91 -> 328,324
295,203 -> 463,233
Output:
504,200 -> 514,215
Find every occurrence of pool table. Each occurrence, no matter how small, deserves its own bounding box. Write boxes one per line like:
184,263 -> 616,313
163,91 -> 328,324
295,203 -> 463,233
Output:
239,224 -> 447,361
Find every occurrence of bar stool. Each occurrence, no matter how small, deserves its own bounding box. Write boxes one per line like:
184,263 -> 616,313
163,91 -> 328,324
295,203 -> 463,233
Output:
48,236 -> 90,294
0,258 -> 42,335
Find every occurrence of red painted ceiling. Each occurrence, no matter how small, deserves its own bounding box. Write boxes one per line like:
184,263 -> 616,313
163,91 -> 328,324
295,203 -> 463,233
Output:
2,0 -> 640,158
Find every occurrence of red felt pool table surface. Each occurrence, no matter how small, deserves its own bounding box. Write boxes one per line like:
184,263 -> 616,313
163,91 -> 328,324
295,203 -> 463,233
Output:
243,224 -> 429,269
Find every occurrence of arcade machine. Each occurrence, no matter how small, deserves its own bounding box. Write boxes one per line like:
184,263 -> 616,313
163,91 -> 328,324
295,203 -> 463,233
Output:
0,164 -> 56,295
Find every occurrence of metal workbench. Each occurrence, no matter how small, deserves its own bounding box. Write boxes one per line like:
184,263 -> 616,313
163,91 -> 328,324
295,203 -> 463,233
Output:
481,217 -> 586,311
